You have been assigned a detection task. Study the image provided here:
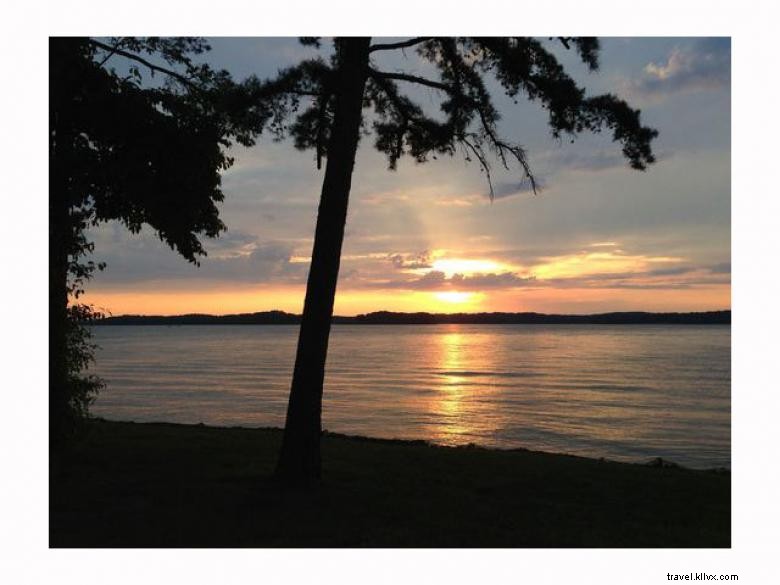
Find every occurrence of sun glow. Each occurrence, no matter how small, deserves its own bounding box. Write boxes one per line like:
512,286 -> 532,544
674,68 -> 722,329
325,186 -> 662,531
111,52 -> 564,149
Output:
434,291 -> 475,304
431,258 -> 508,277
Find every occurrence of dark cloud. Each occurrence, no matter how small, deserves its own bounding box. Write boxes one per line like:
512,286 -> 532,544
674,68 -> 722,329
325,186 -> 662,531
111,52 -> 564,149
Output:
90,229 -> 308,285
628,38 -> 730,98
537,148 -> 674,178
708,262 -> 731,274
543,150 -> 628,173
230,243 -> 307,282
541,267 -> 730,290
388,251 -> 433,270
491,148 -> 671,195
646,265 -> 696,277
205,230 -> 260,256
491,178 -> 544,200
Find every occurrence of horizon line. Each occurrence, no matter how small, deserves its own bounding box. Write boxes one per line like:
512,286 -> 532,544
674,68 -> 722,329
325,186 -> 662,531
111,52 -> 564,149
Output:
98,308 -> 731,319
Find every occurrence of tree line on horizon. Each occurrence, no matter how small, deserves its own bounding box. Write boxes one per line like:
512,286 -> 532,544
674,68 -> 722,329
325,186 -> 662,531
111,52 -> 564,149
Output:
95,310 -> 730,325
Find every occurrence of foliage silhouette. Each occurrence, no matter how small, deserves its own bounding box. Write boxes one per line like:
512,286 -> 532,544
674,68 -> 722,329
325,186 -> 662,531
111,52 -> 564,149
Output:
249,37 -> 658,483
49,37 -> 268,446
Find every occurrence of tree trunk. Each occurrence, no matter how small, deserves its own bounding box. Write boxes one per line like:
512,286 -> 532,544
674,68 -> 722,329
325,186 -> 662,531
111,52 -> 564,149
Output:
275,37 -> 371,483
49,37 -> 71,450
49,181 -> 70,449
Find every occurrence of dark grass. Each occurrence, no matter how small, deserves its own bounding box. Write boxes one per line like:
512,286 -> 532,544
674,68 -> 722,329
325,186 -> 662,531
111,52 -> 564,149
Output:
50,419 -> 730,547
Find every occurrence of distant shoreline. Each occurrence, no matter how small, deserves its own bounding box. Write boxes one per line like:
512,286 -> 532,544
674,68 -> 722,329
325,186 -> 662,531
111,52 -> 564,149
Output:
94,309 -> 731,326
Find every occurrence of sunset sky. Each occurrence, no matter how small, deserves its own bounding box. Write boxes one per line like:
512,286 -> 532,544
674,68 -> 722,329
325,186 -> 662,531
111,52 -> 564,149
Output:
83,37 -> 730,316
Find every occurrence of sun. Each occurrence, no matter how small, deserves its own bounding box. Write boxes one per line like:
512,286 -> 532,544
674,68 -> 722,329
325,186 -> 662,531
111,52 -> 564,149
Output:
434,291 -> 475,304
431,258 -> 504,277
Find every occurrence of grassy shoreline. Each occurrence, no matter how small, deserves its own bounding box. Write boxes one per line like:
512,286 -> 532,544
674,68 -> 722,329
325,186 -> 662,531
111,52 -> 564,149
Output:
50,419 -> 730,547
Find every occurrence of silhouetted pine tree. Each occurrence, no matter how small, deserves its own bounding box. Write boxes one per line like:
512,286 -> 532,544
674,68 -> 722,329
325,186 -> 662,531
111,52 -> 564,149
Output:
251,37 -> 658,483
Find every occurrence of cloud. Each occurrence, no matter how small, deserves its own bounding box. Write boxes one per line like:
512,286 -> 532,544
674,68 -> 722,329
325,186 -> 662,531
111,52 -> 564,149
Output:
646,265 -> 696,277
537,148 -> 674,178
231,242 -> 308,282
205,230 -> 262,259
627,38 -> 730,99
486,147 -> 674,196
370,270 -> 537,291
388,251 -> 433,270
450,272 -> 537,289
708,262 -> 731,274
491,178 -> 544,200
89,227 -> 309,285
365,261 -> 729,293
539,264 -> 730,290
542,150 -> 628,173
434,197 -> 474,207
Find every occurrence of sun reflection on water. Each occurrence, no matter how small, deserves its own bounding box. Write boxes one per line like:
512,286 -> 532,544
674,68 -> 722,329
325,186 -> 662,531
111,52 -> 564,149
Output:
430,326 -> 503,445
438,329 -> 467,420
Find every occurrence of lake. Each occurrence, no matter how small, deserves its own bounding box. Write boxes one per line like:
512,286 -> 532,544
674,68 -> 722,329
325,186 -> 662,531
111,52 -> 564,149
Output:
91,324 -> 730,469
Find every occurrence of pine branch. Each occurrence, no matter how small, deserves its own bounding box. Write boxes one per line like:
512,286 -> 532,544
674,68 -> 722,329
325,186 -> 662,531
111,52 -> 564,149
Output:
461,136 -> 495,199
368,67 -> 538,195
369,37 -> 434,53
96,38 -> 126,67
89,38 -> 198,90
368,68 -> 450,92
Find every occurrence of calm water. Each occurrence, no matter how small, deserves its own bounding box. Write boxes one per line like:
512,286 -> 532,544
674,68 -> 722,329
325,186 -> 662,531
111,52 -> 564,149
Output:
91,324 -> 730,468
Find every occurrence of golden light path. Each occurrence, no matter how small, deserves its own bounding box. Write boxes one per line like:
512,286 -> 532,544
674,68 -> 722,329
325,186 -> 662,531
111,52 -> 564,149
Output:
434,329 -> 469,443
429,326 -> 504,445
